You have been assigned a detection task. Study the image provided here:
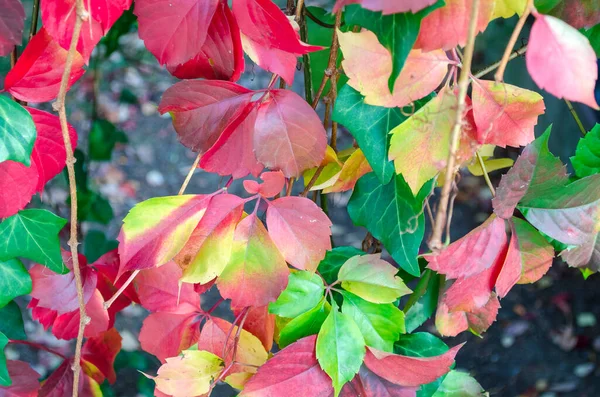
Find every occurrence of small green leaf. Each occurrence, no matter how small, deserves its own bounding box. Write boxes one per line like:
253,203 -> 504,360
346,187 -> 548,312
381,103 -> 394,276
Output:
269,271 -> 325,318
404,269 -> 441,333
341,291 -> 405,352
317,246 -> 365,285
84,230 -> 119,263
316,301 -> 365,397
571,123 -> 600,178
338,254 -> 412,303
582,25 -> 600,57
0,332 -> 10,386
89,119 -> 128,161
76,190 -> 114,224
420,370 -> 486,397
0,95 -> 36,166
0,209 -> 67,274
278,298 -> 331,348
394,332 -> 448,357
0,258 -> 32,308
0,301 -> 26,340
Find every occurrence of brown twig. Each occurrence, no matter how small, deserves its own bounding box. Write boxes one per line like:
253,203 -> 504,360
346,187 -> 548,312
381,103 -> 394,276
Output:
311,11 -> 342,108
300,165 -> 325,196
294,0 -> 305,21
52,1 -> 88,394
428,0 -> 480,251
495,0 -> 534,82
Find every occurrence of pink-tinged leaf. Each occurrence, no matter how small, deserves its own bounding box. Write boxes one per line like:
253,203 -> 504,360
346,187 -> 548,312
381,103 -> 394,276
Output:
139,312 -> 202,363
0,160 -> 38,218
254,90 -> 327,178
94,250 -> 140,318
561,233 -> 599,272
266,196 -> 332,272
425,212 -> 507,279
27,108 -> 78,193
135,261 -> 201,313
232,305 -> 275,352
492,130 -> 568,219
216,214 -> 289,308
175,194 -> 245,284
471,79 -> 545,148
243,171 -> 286,198
339,366 -> 418,397
158,80 -> 253,154
194,279 -> 216,295
37,359 -> 101,397
197,318 -> 267,383
239,335 -> 334,397
333,0 -> 437,14
41,0 -> 132,61
435,292 -> 500,337
199,102 -> 264,179
0,361 -> 40,397
81,328 -> 122,384
415,0 -> 494,51
526,13 -> 599,109
29,250 -> 96,314
166,0 -> 244,81
4,28 -> 85,103
117,194 -> 212,276
322,149 -> 372,194
232,0 -> 321,54
240,33 -> 299,85
0,0 -> 25,56
134,0 -> 219,65
338,29 -> 451,108
363,344 -> 461,387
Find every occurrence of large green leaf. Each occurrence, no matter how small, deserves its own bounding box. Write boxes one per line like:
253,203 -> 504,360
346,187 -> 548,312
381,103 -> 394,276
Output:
269,271 -> 325,318
341,291 -> 405,352
0,301 -> 26,340
394,332 -> 448,358
317,246 -> 365,286
348,172 -> 434,276
0,209 -> 67,274
278,298 -> 331,348
404,269 -> 441,333
0,95 -> 36,166
571,123 -> 600,178
0,333 -> 9,386
344,2 -> 443,91
0,259 -> 32,308
316,301 -> 365,397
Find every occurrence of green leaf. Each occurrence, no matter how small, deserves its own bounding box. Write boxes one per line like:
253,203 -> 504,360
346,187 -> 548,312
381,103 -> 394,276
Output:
269,271 -> 325,318
394,332 -> 448,357
0,209 -> 67,274
571,123 -> 600,178
344,2 -> 443,91
0,259 -> 32,308
317,246 -> 365,285
100,7 -> 137,57
279,298 -> 331,348
348,172 -> 434,276
404,269 -> 441,333
534,0 -> 561,13
341,291 -> 405,352
429,370 -> 486,397
0,95 -> 36,166
89,119 -> 128,161
0,332 -> 9,386
84,230 -> 119,263
76,190 -> 114,224
0,301 -> 26,340
582,24 -> 600,57
316,301 -> 365,397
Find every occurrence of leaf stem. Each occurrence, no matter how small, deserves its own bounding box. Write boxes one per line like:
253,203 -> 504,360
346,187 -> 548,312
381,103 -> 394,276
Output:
564,99 -> 587,136
495,0 -> 534,82
476,152 -> 496,196
29,0 -> 41,40
9,339 -> 68,360
428,0 -> 480,251
178,153 -> 202,195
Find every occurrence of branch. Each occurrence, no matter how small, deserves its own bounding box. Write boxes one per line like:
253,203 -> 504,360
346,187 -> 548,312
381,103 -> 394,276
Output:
428,0 -> 480,251
311,11 -> 342,108
495,0 -> 534,82
52,1 -> 88,395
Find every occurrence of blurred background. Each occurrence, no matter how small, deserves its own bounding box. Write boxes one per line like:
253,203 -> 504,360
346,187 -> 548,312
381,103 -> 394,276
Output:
1,1 -> 599,396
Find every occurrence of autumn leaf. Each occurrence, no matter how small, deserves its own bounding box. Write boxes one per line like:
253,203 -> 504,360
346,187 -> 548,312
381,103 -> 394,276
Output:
561,233 -> 599,272
38,359 -> 102,396
492,0 -> 527,19
0,161 -> 38,219
243,171 -> 286,198
232,305 -> 276,351
81,328 -> 122,384
321,149 -> 372,194
334,0 -> 438,14
338,29 -> 451,108
435,292 -> 500,337
0,360 -> 40,394
542,0 -> 600,29
526,12 -> 599,109
139,311 -> 202,363
471,79 -> 545,148
0,0 -> 25,56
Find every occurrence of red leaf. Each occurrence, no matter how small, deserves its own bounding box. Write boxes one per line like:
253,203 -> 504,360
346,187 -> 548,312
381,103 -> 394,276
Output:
0,0 -> 25,56
0,160 -> 38,218
232,305 -> 275,351
435,292 -> 500,337
81,328 -> 122,384
241,35 -> 299,85
526,12 -> 599,109
243,171 -> 286,198
166,0 -> 244,81
139,311 -> 202,363
254,90 -> 327,177
28,108 -> 78,193
0,361 -> 40,397
239,335 -> 334,397
363,345 -> 461,387
135,0 -> 219,65
4,28 -> 85,103
333,0 -> 437,14
266,196 -> 332,272
340,366 -> 418,397
414,0 -> 494,51
38,359 -> 101,397
94,249 -> 140,318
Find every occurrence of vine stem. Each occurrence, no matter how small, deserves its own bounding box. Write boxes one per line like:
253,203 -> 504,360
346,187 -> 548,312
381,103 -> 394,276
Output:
104,153 -> 202,310
53,1 -> 87,394
476,152 -> 496,196
9,340 -> 68,360
495,0 -> 534,82
428,0 -> 480,251
564,99 -> 587,135
29,0 -> 41,40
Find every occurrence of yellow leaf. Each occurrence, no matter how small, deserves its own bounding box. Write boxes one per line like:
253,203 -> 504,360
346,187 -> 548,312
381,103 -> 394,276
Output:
468,158 -> 515,176
323,149 -> 372,193
492,0 -> 527,19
